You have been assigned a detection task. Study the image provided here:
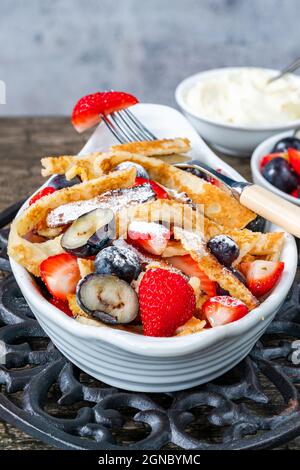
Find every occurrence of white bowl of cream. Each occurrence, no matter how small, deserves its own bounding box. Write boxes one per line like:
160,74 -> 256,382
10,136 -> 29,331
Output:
175,67 -> 300,157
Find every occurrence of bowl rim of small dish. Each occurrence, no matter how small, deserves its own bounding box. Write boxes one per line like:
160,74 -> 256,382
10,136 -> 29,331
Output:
175,66 -> 300,132
251,130 -> 300,206
8,103 -> 298,358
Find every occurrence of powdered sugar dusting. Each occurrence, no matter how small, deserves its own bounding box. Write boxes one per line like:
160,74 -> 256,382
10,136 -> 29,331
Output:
113,238 -> 185,277
47,184 -> 156,227
113,238 -> 155,264
209,296 -> 246,307
100,245 -> 139,270
209,234 -> 237,250
174,227 -> 207,257
128,221 -> 169,240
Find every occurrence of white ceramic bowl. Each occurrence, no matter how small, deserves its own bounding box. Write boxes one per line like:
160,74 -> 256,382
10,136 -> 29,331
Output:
251,130 -> 300,206
175,67 -> 300,157
9,104 -> 297,392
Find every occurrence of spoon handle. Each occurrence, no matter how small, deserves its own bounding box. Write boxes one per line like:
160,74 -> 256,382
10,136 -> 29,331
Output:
240,184 -> 300,237
269,57 -> 300,83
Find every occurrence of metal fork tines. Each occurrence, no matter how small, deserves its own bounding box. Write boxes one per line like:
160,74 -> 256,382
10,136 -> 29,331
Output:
101,108 -> 157,143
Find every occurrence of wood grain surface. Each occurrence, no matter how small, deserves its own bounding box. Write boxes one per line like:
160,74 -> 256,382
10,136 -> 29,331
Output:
0,118 -> 299,450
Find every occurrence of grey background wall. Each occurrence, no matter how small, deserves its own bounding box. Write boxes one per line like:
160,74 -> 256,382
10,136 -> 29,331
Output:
0,0 -> 299,115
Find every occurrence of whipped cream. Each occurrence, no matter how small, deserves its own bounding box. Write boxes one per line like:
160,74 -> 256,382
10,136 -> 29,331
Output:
184,68 -> 300,127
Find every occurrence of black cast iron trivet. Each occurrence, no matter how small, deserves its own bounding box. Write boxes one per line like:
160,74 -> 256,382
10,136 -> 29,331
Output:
0,203 -> 300,450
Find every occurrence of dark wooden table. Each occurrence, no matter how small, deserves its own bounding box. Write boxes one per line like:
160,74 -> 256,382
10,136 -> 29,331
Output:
0,117 -> 299,450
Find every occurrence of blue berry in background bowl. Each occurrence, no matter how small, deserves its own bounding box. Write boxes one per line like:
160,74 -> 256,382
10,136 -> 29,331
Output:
95,245 -> 142,283
114,161 -> 149,179
262,157 -> 298,193
207,235 -> 239,267
272,136 -> 300,153
49,174 -> 81,190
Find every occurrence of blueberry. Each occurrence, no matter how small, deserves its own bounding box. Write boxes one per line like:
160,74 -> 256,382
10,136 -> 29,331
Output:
262,157 -> 298,193
216,285 -> 228,296
246,216 -> 266,233
49,174 -> 81,190
76,273 -> 139,325
207,235 -> 239,267
229,267 -> 246,285
272,136 -> 300,153
216,268 -> 245,295
95,246 -> 141,283
114,161 -> 149,179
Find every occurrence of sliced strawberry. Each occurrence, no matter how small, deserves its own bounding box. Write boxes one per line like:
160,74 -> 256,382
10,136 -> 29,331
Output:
291,187 -> 300,198
127,221 -> 171,256
49,297 -> 73,317
202,296 -> 249,327
71,91 -> 139,133
29,186 -> 56,206
240,260 -> 284,297
288,148 -> 300,176
167,255 -> 217,297
40,253 -> 81,300
134,177 -> 169,199
260,152 -> 287,169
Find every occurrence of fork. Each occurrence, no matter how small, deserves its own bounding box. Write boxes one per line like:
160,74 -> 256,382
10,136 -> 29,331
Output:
101,108 -> 157,143
102,107 -> 300,237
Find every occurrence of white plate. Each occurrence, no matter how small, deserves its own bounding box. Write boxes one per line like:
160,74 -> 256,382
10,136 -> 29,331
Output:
9,104 -> 297,392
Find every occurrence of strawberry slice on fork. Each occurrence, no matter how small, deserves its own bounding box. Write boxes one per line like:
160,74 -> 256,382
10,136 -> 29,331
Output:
71,91 -> 139,133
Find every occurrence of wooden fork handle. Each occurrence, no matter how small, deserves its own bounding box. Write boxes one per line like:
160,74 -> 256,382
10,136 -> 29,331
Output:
240,184 -> 300,238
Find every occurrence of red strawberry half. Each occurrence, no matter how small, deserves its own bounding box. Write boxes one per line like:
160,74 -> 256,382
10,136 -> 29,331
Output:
127,221 -> 171,256
167,255 -> 217,297
134,177 -> 169,199
40,253 -> 81,300
71,91 -> 139,133
259,152 -> 287,169
49,297 -> 73,317
288,148 -> 300,176
139,268 -> 196,337
202,295 -> 249,327
240,260 -> 284,297
29,186 -> 56,206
